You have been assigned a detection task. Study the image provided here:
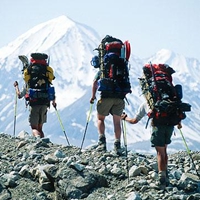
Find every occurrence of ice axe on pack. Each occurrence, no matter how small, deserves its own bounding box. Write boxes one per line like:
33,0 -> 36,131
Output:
53,104 -> 70,146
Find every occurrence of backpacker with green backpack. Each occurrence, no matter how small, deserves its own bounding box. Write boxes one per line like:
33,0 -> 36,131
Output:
19,53 -> 55,106
91,35 -> 132,99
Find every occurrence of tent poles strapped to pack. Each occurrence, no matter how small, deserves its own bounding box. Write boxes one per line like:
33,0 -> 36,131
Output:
179,128 -> 200,178
80,103 -> 93,151
54,107 -> 70,146
122,118 -> 129,183
13,91 -> 18,137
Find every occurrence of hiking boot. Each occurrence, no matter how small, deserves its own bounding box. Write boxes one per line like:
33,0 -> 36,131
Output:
157,171 -> 167,190
114,141 -> 123,156
96,135 -> 106,152
165,169 -> 170,186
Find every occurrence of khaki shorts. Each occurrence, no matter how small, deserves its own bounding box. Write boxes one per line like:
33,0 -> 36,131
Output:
97,98 -> 125,116
150,125 -> 174,147
29,105 -> 48,125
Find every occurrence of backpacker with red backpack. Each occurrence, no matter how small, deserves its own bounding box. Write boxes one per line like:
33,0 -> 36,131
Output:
91,35 -> 132,99
19,53 -> 55,106
139,62 -> 191,126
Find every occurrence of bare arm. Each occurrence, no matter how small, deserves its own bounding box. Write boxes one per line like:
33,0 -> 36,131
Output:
13,81 -> 26,99
121,102 -> 148,124
121,113 -> 139,124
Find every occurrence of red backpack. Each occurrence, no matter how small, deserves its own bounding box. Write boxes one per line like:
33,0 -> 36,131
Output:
140,62 -> 191,126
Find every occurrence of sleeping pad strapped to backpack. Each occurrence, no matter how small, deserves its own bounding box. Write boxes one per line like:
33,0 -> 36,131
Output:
139,62 -> 191,126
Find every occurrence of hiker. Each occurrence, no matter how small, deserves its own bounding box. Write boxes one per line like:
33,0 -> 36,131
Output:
121,62 -> 191,189
14,81 -> 56,138
14,53 -> 56,138
90,35 -> 131,155
121,102 -> 182,188
90,73 -> 125,155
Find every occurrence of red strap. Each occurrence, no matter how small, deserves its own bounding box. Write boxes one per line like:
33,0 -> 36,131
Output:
30,58 -> 47,65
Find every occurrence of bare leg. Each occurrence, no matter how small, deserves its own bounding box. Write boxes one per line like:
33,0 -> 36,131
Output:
155,145 -> 168,172
97,114 -> 106,136
37,124 -> 44,138
113,114 -> 121,140
31,124 -> 44,138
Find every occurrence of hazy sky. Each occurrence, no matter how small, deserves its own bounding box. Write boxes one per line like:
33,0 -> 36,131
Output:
1,0 -> 200,60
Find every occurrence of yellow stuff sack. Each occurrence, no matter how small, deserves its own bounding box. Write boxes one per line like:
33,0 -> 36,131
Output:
23,65 -> 55,84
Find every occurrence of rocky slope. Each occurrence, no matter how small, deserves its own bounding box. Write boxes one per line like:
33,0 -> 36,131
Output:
0,132 -> 200,200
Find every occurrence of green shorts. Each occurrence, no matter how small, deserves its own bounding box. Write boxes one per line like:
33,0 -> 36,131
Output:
150,125 -> 174,147
29,105 -> 48,125
97,98 -> 125,116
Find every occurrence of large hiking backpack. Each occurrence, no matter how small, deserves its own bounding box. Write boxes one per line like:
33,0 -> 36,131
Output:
139,62 -> 191,126
19,53 -> 55,105
91,35 -> 132,99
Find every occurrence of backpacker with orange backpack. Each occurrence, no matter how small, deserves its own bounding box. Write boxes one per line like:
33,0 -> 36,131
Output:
19,53 -> 55,106
91,35 -> 132,99
139,62 -> 191,127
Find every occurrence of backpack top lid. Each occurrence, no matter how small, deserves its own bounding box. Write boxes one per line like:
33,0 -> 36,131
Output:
143,63 -> 175,76
30,53 -> 48,65
31,53 -> 48,60
101,35 -> 123,44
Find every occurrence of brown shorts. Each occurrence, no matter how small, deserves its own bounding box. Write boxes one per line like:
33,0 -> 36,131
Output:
97,98 -> 125,116
29,105 -> 48,125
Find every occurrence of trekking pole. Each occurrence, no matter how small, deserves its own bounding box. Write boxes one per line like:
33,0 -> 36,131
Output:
122,119 -> 129,183
54,106 -> 70,146
179,128 -> 200,178
13,91 -> 18,137
80,103 -> 93,151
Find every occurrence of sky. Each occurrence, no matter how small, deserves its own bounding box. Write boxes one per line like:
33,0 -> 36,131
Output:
1,0 -> 200,60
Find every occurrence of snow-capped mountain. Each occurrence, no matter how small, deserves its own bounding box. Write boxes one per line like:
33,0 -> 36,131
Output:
0,15 -> 199,154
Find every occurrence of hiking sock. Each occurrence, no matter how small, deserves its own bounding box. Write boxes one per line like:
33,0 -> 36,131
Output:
114,139 -> 122,155
165,168 -> 170,186
97,134 -> 106,151
98,134 -> 106,144
158,171 -> 166,189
